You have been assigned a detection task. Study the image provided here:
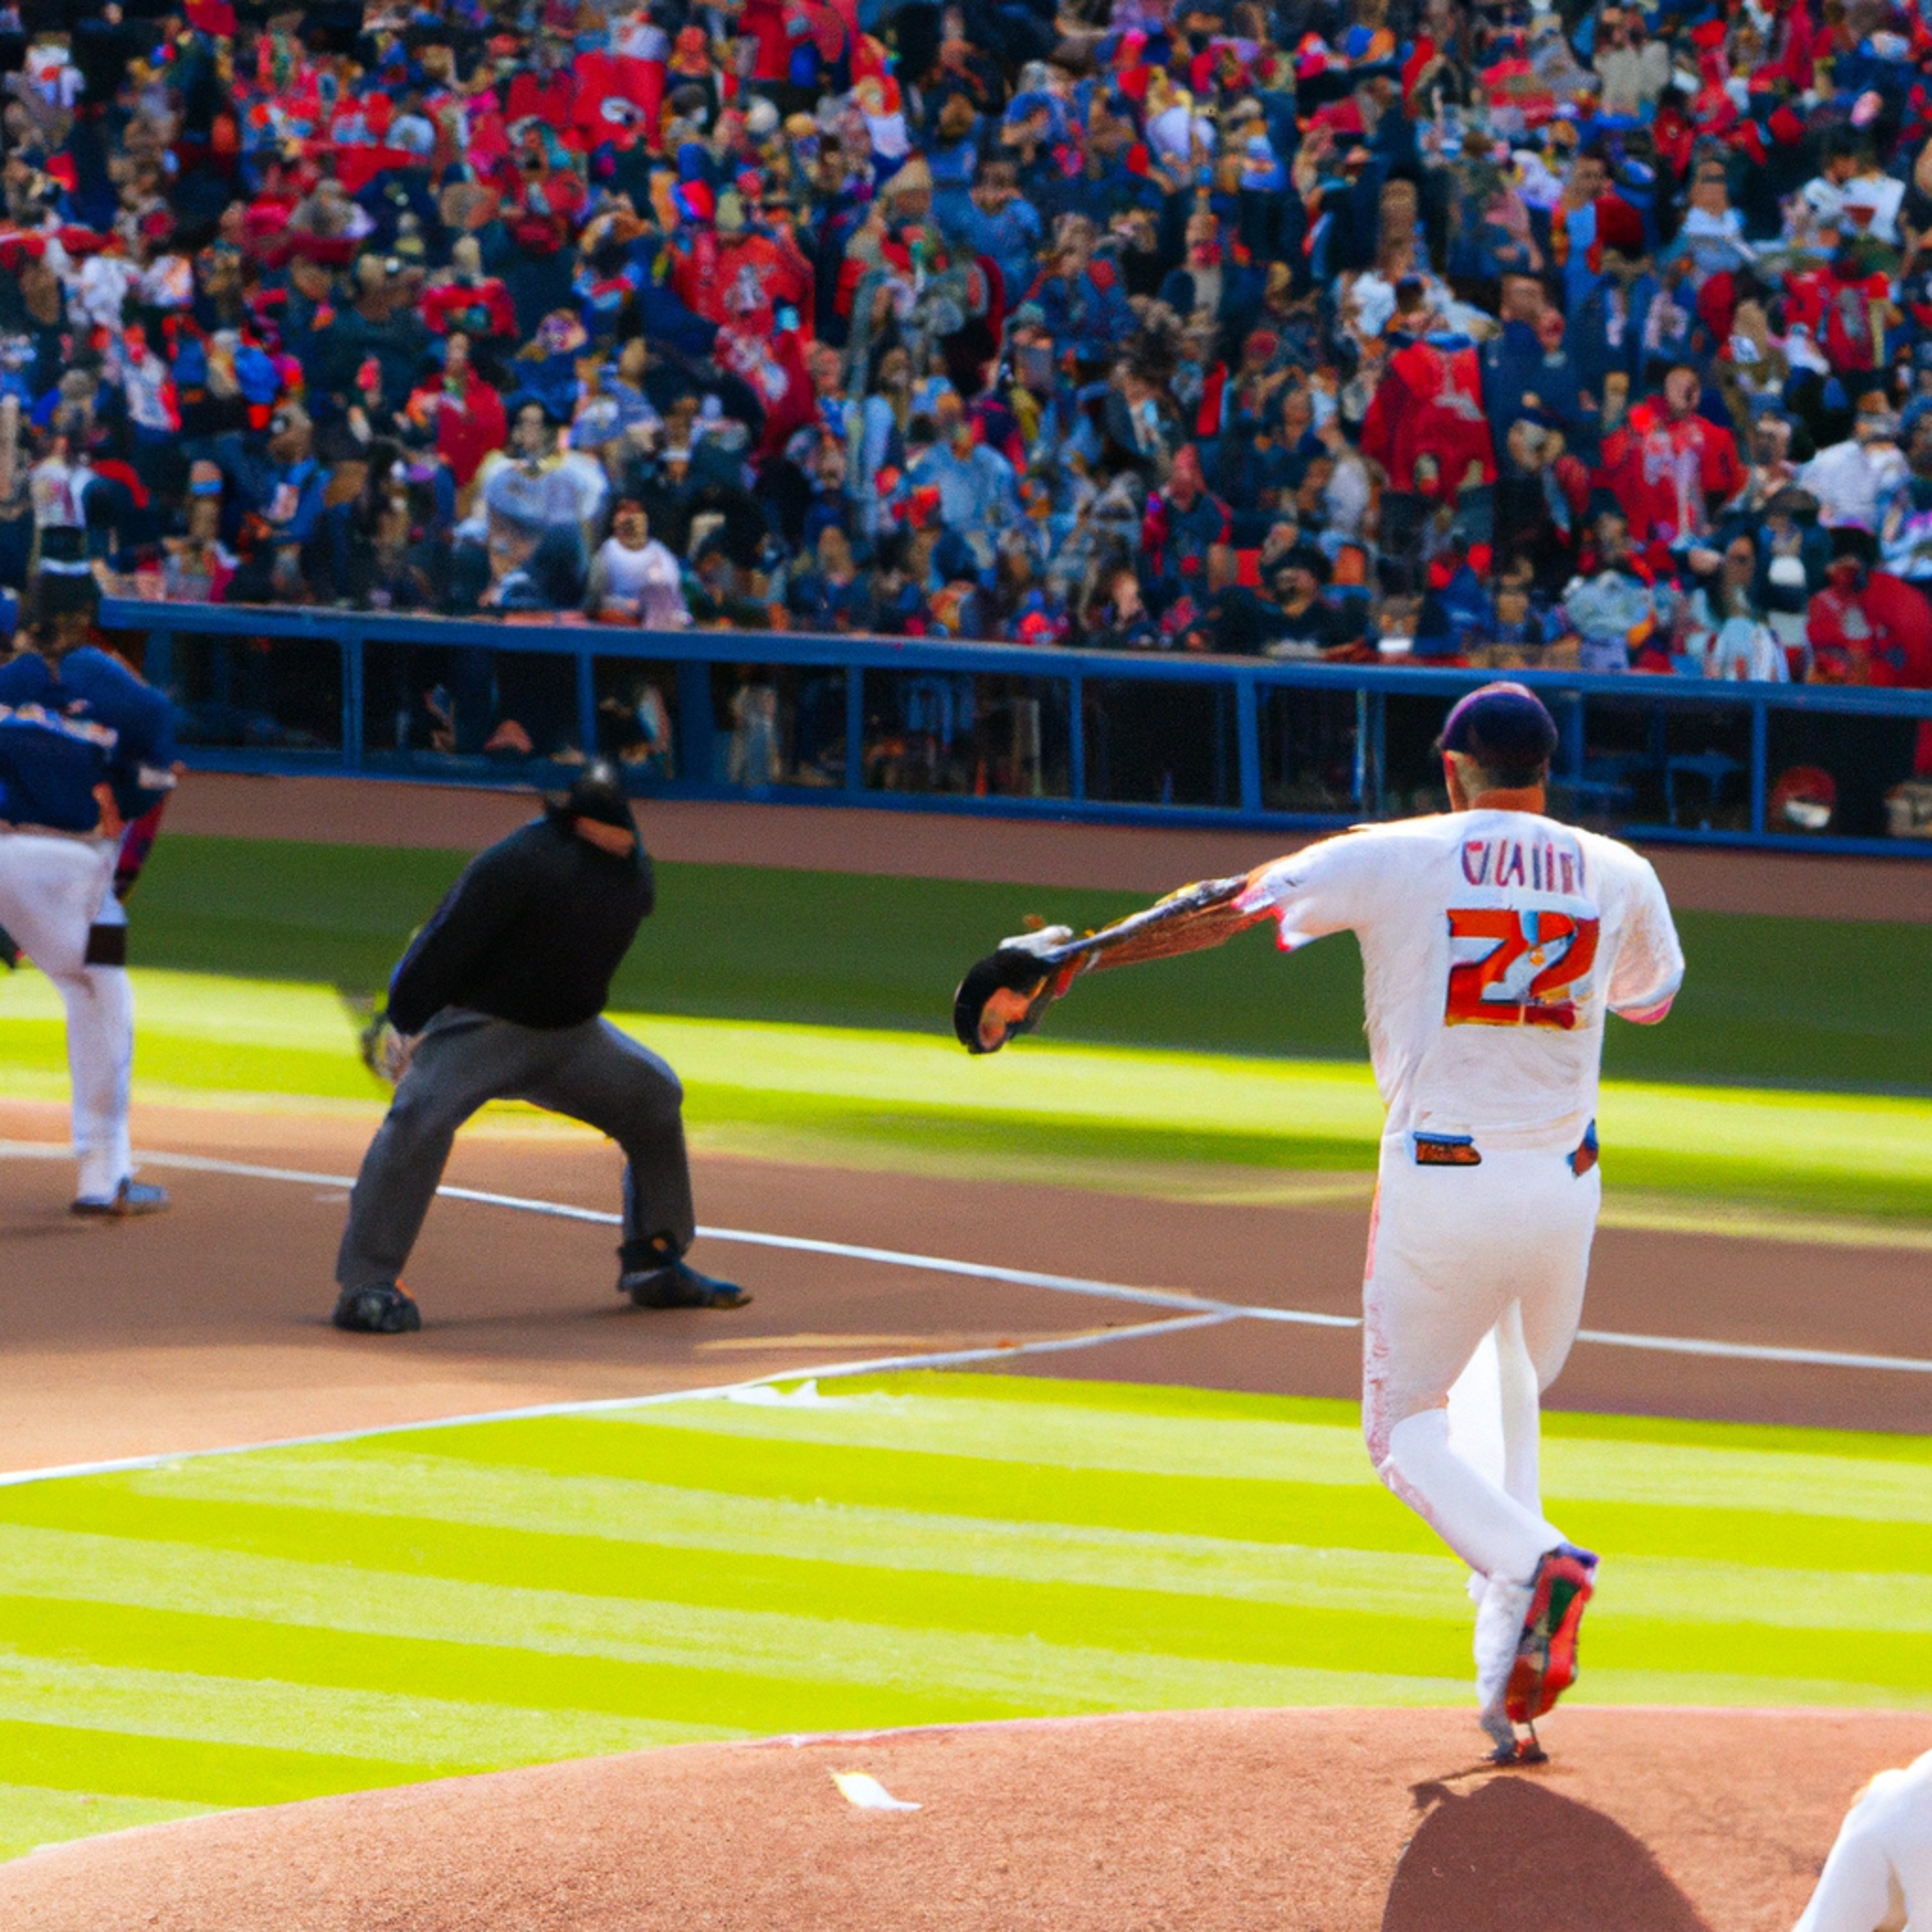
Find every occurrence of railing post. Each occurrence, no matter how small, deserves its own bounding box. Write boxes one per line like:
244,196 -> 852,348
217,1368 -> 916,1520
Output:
1235,674 -> 1261,812
676,661 -> 716,785
1749,700 -> 1768,834
576,645 -> 598,764
1352,687 -> 1367,809
341,626 -> 363,772
844,661 -> 863,794
1068,671 -> 1086,801
1560,692 -> 1585,776
1372,688 -> 1388,817
145,630 -> 175,699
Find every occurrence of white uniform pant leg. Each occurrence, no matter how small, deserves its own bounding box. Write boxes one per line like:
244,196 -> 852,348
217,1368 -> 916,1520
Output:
1793,1812 -> 1906,1932
0,834 -> 131,1199
1794,1765 -> 1930,1932
1361,1143 -> 1599,1585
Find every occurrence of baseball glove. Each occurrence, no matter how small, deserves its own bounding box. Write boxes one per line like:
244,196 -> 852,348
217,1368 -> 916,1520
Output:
953,874 -> 1265,1055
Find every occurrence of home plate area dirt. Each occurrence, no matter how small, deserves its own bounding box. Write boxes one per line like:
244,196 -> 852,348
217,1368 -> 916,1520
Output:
3,1705 -> 1923,1931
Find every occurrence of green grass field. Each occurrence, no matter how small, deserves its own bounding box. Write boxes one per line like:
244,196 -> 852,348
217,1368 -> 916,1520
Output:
0,1372 -> 1926,1862
4,962 -> 1931,1222
128,836 -> 1932,1092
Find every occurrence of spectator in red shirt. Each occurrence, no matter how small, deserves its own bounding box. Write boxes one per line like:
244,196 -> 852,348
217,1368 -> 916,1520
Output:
1596,362 -> 1745,545
1808,526 -> 1932,791
406,333 -> 507,490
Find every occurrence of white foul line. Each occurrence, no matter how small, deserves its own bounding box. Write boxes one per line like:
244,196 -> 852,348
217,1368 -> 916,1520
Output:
4,1142 -> 1930,1377
0,1304 -> 1236,1491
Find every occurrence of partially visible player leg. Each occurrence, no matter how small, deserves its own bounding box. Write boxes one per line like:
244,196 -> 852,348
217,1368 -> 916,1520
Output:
1792,1799 -> 1907,1932
522,1018 -> 747,1309
0,834 -> 156,1213
1494,1300 -> 1545,1522
1362,1144 -> 1598,1755
1490,1159 -> 1601,1747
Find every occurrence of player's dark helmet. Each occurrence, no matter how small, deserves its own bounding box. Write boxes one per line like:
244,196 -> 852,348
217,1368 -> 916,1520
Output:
1436,682 -> 1558,789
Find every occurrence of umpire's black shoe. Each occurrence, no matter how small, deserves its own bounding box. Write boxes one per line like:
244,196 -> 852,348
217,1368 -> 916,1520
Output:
618,1238 -> 750,1309
333,1283 -> 422,1333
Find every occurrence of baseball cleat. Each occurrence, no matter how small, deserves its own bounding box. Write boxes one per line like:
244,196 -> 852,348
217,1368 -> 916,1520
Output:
71,1178 -> 170,1218
1504,1543 -> 1598,1725
621,1256 -> 751,1310
333,1282 -> 422,1333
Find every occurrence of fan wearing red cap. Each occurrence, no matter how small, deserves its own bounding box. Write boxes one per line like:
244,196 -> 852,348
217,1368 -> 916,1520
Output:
951,682 -> 1683,1767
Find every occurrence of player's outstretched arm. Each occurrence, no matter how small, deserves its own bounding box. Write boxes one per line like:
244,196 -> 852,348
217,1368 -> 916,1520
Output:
952,866 -> 1276,1055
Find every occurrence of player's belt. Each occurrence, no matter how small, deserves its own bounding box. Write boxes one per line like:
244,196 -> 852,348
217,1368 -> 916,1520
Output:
0,822 -> 114,843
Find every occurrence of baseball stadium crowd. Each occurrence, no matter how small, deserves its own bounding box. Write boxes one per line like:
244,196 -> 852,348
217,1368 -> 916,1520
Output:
2,0 -> 1932,723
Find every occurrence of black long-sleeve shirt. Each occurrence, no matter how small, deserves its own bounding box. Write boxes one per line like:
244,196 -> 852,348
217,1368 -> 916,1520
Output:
386,816 -> 655,1034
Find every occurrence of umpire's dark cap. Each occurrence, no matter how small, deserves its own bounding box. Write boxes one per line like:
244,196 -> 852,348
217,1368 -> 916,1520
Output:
553,760 -> 636,833
1437,681 -> 1558,774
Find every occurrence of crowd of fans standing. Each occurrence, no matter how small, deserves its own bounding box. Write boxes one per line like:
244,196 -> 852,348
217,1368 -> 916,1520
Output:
2,0 -> 1931,750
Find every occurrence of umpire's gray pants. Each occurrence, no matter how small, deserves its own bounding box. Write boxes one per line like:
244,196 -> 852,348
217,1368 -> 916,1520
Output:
336,1009 -> 696,1294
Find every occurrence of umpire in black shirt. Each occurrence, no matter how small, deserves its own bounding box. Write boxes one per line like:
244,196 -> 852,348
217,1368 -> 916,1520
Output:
333,764 -> 748,1333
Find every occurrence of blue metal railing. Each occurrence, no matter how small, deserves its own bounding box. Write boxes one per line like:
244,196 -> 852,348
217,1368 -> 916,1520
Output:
100,598 -> 1932,859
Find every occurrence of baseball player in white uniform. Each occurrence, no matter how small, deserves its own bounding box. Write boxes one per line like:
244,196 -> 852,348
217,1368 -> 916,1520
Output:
0,608 -> 177,1214
1793,1749 -> 1932,1932
956,682 -> 1684,1762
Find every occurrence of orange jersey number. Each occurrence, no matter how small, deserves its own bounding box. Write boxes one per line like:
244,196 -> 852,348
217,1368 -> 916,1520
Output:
1445,908 -> 1600,1030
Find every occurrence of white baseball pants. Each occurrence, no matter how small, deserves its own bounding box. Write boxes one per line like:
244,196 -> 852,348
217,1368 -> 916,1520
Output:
0,831 -> 132,1201
1793,1756 -> 1932,1932
1362,1137 -> 1600,1588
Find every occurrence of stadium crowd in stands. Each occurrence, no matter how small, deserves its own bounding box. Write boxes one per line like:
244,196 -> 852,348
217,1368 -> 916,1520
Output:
2,0 -> 1932,732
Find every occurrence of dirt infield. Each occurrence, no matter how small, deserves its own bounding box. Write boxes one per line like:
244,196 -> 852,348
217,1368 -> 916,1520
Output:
5,1705 -> 1924,1931
4,1094 -> 1928,1473
170,771 -> 1932,921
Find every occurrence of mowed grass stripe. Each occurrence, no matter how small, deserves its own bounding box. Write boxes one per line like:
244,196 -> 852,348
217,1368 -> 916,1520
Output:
366,1416 -> 1932,1574
601,1393 -> 1932,1524
0,1487 -> 1481,1676
4,1431 -> 1444,1560
0,1594 -> 1023,1739
847,1372 -> 1932,1468
0,1784 -> 212,1863
142,1452 -> 1481,1616
139,1456 -> 1932,1637
0,1525 -> 1465,1716
0,1650 -> 714,1767
0,1719 -> 434,1808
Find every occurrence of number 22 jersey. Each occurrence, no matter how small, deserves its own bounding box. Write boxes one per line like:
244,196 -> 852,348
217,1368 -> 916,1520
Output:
1237,811 -> 1684,1150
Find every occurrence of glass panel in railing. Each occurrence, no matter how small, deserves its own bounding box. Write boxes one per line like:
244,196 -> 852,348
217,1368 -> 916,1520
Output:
362,638 -> 583,774
1379,692 -> 1458,818
859,671 -> 1070,800
1765,703 -> 1932,841
1082,678 -> 1238,809
590,657 -> 683,784
1544,695 -> 1753,835
155,630 -> 342,754
1256,684 -> 1364,815
709,664 -> 851,790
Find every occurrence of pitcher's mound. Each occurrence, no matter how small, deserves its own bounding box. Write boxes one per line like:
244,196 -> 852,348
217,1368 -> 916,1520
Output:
3,1706 -> 1923,1931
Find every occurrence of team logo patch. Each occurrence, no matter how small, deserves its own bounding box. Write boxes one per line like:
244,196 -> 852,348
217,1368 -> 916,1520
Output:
1413,1133 -> 1481,1166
